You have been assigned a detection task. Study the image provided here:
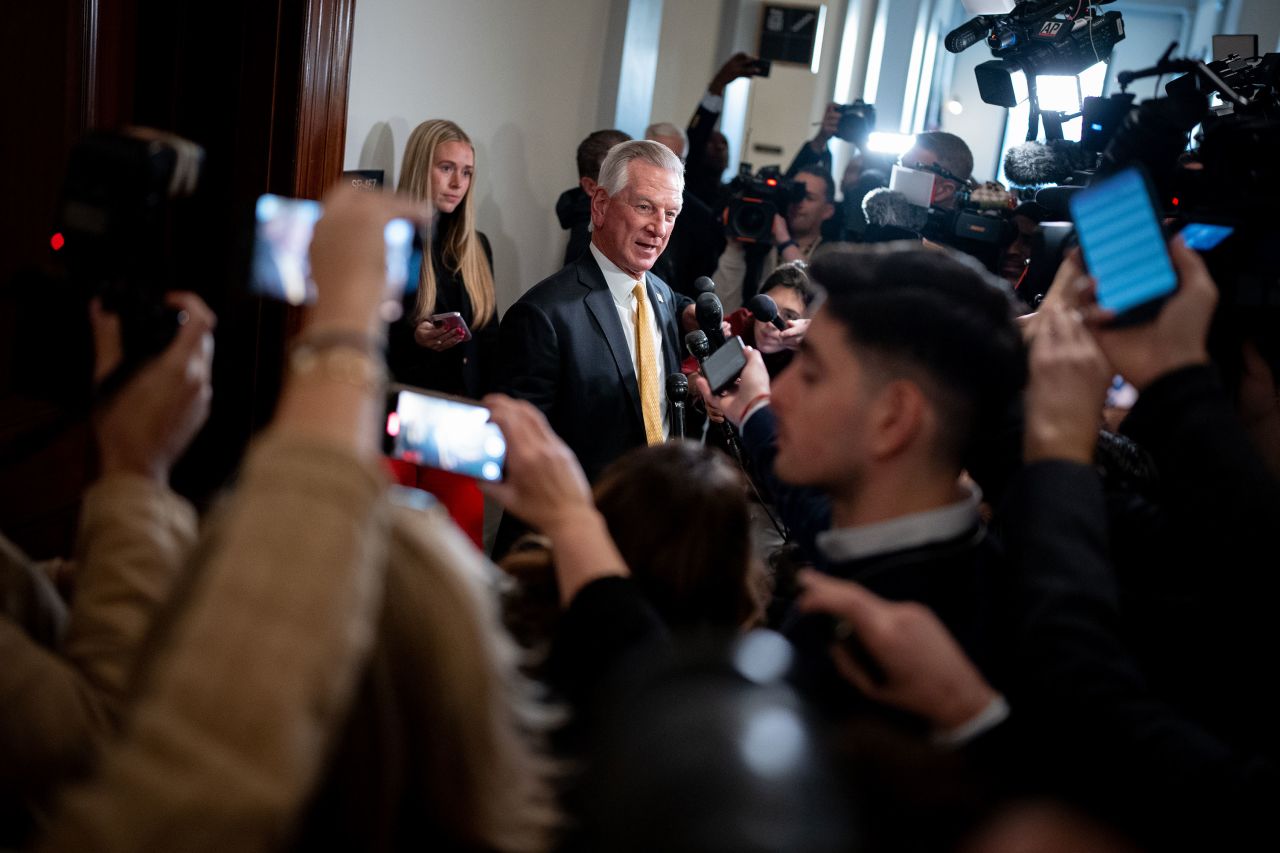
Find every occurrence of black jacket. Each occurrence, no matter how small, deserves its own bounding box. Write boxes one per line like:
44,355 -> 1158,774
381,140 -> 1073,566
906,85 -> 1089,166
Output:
386,232 -> 497,398
556,187 -> 592,269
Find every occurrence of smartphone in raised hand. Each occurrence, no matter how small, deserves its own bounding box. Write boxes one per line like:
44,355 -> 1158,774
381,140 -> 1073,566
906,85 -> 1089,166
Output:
1069,167 -> 1177,324
383,384 -> 505,482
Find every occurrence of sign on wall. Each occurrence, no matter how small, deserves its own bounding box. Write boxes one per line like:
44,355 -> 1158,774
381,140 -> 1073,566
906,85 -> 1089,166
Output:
758,3 -> 825,68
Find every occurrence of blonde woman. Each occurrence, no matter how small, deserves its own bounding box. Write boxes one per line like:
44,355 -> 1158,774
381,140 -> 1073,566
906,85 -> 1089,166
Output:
390,119 -> 498,399
389,120 -> 498,546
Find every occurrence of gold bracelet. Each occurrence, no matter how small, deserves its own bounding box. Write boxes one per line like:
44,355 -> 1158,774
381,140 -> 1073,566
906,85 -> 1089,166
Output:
289,344 -> 385,393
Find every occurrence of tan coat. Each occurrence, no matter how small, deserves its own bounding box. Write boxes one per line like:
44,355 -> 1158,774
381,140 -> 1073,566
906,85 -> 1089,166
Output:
1,474 -> 196,829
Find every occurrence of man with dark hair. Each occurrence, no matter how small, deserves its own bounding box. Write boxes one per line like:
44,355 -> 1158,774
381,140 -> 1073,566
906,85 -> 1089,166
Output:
699,243 -> 1025,685
557,129 -> 632,267
900,131 -> 975,211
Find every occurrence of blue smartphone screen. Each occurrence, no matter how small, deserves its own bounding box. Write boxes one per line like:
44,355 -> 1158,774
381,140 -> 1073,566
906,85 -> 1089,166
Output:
1069,168 -> 1177,315
252,194 -> 418,310
388,389 -> 506,482
1179,222 -> 1234,251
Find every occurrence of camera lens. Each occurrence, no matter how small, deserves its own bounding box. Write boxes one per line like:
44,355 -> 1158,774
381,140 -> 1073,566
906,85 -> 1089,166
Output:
733,204 -> 768,238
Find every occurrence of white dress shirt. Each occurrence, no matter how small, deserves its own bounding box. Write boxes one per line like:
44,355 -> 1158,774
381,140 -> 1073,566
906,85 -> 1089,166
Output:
590,244 -> 669,437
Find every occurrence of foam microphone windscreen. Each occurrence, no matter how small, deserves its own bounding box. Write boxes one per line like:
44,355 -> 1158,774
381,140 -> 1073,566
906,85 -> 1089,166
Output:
685,329 -> 711,361
666,372 -> 688,402
862,188 -> 929,232
1004,142 -> 1065,187
695,292 -> 726,349
693,276 -> 717,295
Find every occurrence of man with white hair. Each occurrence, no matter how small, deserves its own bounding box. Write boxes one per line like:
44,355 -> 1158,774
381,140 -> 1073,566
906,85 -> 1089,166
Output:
644,122 -> 723,299
500,140 -> 701,485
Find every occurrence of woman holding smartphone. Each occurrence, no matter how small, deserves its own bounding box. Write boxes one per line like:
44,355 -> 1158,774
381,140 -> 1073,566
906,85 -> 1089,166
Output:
388,118 -> 498,399
388,119 -> 498,548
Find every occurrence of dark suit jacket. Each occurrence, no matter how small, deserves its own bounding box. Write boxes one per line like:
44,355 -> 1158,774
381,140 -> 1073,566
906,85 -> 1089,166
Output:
499,250 -> 693,484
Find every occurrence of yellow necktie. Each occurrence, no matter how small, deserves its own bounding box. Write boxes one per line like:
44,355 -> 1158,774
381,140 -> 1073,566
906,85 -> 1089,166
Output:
632,282 -> 664,445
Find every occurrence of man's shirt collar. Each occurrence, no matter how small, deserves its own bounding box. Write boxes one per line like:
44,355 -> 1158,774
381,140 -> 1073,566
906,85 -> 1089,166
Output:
816,480 -> 983,564
591,243 -> 647,307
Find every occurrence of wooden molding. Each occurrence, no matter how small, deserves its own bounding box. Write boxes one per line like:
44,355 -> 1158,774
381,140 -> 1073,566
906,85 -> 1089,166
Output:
293,0 -> 357,200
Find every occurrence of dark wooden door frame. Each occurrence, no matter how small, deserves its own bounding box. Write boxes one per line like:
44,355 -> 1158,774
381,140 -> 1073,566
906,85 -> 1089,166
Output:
0,0 -> 361,557
76,0 -> 356,196
293,0 -> 358,199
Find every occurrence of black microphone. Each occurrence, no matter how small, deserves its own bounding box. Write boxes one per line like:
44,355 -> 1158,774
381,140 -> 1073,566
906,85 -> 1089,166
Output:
944,15 -> 991,54
747,294 -> 788,331
683,329 -> 742,462
685,329 -> 711,363
1033,185 -> 1083,220
695,292 -> 726,351
666,372 -> 688,440
693,275 -> 717,295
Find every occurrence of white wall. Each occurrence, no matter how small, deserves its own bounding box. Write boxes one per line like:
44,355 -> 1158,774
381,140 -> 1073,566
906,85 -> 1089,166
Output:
650,0 -> 724,133
344,0 -> 623,311
739,1 -> 849,172
1234,0 -> 1280,51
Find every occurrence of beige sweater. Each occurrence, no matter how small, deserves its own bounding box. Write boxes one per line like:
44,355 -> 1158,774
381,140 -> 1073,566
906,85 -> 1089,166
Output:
1,473 -> 197,824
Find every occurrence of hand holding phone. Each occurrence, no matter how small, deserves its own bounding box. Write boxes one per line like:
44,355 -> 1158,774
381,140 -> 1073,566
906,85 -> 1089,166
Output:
1082,236 -> 1217,391
1069,167 -> 1176,324
251,190 -> 423,314
414,311 -> 470,351
384,385 -> 505,481
430,311 -> 472,342
700,336 -> 749,395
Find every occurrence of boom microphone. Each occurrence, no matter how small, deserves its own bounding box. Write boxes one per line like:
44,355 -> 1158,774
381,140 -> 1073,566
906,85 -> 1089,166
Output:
695,292 -> 726,351
747,294 -> 789,331
693,275 -> 717,295
862,188 -> 929,232
944,15 -> 992,54
1002,140 -> 1094,186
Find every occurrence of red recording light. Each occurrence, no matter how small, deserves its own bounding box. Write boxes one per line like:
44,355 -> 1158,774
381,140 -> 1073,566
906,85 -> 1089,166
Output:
766,178 -> 778,186
1171,197 -> 1180,207
50,232 -> 65,251
386,412 -> 400,437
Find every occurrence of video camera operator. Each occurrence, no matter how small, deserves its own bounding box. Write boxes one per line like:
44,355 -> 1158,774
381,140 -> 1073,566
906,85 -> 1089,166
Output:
712,166 -> 839,311
900,132 -> 974,211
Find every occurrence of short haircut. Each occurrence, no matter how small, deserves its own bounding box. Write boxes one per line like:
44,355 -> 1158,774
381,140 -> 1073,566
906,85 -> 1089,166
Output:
645,122 -> 689,159
577,129 -> 631,181
913,131 -> 974,182
795,166 -> 835,203
761,260 -> 817,308
807,243 -> 1025,468
597,139 -> 686,197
